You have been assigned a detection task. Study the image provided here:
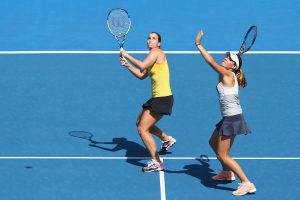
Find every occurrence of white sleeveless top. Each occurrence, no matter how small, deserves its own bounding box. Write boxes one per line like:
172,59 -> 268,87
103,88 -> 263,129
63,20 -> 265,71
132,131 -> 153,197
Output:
216,73 -> 242,117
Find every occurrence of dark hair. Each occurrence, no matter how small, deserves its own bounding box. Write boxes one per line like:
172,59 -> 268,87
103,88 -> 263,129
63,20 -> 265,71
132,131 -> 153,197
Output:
151,32 -> 161,42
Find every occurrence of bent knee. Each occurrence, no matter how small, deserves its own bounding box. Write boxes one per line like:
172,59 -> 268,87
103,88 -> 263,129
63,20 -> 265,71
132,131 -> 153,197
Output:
216,153 -> 229,162
137,125 -> 148,135
216,154 -> 224,162
209,139 -> 214,147
209,139 -> 217,151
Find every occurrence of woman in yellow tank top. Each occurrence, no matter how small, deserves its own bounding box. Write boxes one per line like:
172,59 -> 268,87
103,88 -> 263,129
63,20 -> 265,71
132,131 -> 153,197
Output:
120,32 -> 176,172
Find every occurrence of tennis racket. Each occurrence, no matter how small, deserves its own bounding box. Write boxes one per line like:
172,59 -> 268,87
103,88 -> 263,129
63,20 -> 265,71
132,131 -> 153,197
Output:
68,131 -> 97,144
238,25 -> 258,55
107,8 -> 131,51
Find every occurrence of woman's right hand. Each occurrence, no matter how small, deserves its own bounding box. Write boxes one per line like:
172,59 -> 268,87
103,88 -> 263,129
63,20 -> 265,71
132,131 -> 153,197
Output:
120,57 -> 129,66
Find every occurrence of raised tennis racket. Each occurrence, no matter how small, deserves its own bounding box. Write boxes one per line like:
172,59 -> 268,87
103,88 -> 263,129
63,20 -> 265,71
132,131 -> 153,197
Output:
107,8 -> 131,51
238,25 -> 258,55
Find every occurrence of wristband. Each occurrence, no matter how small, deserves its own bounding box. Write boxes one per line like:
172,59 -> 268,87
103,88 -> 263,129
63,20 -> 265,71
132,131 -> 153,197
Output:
195,43 -> 201,46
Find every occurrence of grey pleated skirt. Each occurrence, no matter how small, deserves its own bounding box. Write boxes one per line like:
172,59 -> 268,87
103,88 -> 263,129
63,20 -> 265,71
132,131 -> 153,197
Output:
216,114 -> 251,136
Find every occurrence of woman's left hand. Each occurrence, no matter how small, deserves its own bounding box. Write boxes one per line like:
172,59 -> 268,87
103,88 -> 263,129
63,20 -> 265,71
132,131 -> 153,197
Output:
120,49 -> 129,58
196,31 -> 204,45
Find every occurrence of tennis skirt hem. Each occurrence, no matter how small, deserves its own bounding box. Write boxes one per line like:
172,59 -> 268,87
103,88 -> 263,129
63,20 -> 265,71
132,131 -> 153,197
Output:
142,95 -> 173,115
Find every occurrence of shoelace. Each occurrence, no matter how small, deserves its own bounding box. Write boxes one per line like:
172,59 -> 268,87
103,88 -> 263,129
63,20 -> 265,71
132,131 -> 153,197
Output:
162,143 -> 169,148
146,161 -> 159,168
237,183 -> 243,189
146,161 -> 154,165
162,140 -> 170,147
236,182 -> 250,189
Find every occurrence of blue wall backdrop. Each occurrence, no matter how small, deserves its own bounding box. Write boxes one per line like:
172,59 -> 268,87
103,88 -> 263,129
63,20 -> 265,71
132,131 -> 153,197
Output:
0,0 -> 299,51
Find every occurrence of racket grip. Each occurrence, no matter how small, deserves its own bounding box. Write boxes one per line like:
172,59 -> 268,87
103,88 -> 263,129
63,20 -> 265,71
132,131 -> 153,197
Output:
120,47 -> 125,59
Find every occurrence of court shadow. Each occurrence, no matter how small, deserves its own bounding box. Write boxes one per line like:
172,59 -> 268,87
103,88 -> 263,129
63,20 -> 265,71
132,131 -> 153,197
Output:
88,137 -> 149,168
68,131 -> 151,168
164,157 -> 235,191
159,151 -> 172,155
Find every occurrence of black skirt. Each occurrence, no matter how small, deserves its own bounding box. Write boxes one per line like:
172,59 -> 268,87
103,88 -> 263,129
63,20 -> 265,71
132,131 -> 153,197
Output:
142,95 -> 174,115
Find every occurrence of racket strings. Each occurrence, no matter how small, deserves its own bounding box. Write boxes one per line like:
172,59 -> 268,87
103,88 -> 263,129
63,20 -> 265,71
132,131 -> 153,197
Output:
107,10 -> 131,37
244,30 -> 256,48
239,26 -> 257,55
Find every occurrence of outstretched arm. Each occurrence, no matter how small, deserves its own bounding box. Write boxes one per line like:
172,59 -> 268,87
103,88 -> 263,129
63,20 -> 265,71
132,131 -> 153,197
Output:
195,31 -> 228,76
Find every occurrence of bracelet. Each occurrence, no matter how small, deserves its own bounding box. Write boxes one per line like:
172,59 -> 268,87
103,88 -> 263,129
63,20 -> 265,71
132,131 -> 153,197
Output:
195,43 -> 201,46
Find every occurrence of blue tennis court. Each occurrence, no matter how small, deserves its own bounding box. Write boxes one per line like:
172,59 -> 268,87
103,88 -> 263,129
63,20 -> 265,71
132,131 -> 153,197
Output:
0,0 -> 300,199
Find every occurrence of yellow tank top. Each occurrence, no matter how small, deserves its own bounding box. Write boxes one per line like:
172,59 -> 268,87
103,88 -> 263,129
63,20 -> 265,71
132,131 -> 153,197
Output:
147,60 -> 172,98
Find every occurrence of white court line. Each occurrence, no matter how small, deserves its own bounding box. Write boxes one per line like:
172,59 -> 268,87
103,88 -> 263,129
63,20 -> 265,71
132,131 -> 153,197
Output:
1,156 -> 299,200
0,51 -> 300,54
159,158 -> 166,200
0,156 -> 300,160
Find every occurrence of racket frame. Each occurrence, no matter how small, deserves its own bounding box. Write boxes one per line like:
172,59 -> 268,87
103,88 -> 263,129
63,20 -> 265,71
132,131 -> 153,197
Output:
238,25 -> 258,55
107,8 -> 131,50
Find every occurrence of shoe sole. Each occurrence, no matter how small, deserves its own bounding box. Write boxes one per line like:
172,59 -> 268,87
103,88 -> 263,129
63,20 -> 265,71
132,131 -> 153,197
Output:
166,141 -> 176,150
212,177 -> 236,181
142,169 -> 164,172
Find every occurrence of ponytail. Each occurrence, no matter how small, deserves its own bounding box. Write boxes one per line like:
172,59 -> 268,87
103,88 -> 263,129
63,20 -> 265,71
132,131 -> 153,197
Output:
235,68 -> 247,88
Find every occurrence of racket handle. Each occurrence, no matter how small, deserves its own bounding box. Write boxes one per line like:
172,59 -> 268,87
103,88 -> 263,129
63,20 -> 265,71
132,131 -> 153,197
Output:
120,47 -> 125,59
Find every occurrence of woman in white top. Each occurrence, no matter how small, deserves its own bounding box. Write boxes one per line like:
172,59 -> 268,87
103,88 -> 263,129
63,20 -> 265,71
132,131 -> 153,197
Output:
195,31 -> 256,196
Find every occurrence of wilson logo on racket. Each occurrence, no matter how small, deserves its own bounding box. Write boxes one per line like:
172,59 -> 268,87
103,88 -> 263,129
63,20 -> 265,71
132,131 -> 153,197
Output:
111,17 -> 127,28
107,8 -> 131,49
